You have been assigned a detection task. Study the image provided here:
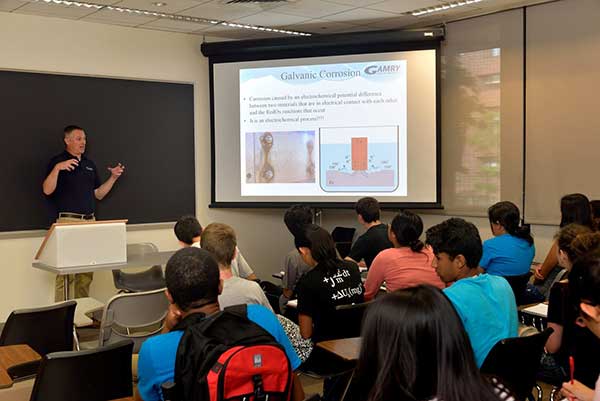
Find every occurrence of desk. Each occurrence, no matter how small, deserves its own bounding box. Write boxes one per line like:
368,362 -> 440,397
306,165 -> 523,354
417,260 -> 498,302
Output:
316,337 -> 361,362
0,345 -> 41,389
33,245 -> 174,299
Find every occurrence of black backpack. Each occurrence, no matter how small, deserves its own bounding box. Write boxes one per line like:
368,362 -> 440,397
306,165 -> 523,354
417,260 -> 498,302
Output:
170,305 -> 293,401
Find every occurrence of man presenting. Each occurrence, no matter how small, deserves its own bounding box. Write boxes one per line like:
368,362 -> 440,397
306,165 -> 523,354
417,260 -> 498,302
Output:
43,125 -> 125,300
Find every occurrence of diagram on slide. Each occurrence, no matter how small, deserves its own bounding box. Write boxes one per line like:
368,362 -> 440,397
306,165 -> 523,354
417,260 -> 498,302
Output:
320,126 -> 399,192
245,131 -> 315,184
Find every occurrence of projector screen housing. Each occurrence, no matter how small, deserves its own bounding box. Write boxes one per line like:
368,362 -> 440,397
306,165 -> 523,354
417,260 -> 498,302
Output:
203,29 -> 443,209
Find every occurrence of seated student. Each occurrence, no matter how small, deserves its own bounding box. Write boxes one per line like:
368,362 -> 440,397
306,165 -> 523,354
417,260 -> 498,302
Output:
174,215 -> 257,280
295,224 -> 364,343
136,247 -> 304,401
425,218 -> 518,367
364,211 -> 444,301
200,222 -> 273,312
543,227 -> 600,388
563,252 -> 600,401
481,201 -> 535,277
534,194 -> 594,297
354,286 -> 513,401
280,205 -> 313,313
345,197 -> 392,269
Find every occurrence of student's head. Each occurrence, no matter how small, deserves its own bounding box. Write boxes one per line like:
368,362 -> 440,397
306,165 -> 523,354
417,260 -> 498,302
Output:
389,210 -> 425,252
63,125 -> 86,156
555,224 -> 594,269
295,224 -> 338,271
488,201 -> 534,245
570,254 -> 600,338
356,286 -> 497,401
174,215 -> 203,246
560,193 -> 592,228
284,204 -> 313,238
355,197 -> 381,224
590,200 -> 600,230
200,223 -> 237,268
165,247 -> 220,312
425,218 -> 482,283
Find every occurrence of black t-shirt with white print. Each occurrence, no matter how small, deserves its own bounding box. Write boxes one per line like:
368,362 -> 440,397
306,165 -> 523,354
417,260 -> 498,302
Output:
296,259 -> 364,343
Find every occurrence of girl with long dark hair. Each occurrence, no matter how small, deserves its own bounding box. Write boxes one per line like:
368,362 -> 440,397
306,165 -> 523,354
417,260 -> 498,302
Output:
294,224 -> 364,342
355,286 -> 510,401
364,211 -> 443,301
481,201 -> 535,277
535,194 -> 594,296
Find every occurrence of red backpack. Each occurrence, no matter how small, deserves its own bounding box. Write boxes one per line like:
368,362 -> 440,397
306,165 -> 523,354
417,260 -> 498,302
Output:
170,305 -> 293,401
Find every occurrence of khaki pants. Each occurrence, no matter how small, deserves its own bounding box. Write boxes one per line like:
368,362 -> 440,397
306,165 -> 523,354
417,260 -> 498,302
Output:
54,215 -> 95,301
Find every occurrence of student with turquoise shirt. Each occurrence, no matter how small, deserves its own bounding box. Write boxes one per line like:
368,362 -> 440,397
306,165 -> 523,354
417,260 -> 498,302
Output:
426,218 -> 518,367
481,201 -> 535,277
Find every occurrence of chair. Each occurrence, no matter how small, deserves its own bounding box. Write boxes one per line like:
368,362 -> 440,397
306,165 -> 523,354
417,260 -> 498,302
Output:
98,287 -> 169,353
332,301 -> 371,339
0,301 -> 76,357
331,227 -> 356,259
480,328 -> 554,401
504,272 -> 532,306
29,340 -> 134,401
112,243 -> 165,293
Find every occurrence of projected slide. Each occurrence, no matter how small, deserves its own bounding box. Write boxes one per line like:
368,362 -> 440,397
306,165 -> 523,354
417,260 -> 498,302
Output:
320,126 -> 398,192
239,59 -> 407,197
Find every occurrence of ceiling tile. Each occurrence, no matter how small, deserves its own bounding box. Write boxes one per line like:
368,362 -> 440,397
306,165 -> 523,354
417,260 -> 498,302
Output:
183,0 -> 281,21
111,0 -> 208,14
140,16 -> 208,31
0,0 -> 27,11
272,0 -> 355,19
233,10 -> 311,26
286,17 -> 362,34
198,24 -> 286,39
364,14 -> 419,29
321,6 -> 397,24
323,0 -> 385,6
368,0 -> 442,14
15,1 -> 100,18
83,7 -> 158,25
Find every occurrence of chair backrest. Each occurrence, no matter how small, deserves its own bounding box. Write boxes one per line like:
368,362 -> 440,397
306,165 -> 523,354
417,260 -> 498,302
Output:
503,272 -> 532,306
127,242 -> 159,254
98,288 -> 169,353
0,301 -> 76,356
331,227 -> 356,259
480,327 -> 554,400
29,340 -> 133,401
333,302 -> 370,339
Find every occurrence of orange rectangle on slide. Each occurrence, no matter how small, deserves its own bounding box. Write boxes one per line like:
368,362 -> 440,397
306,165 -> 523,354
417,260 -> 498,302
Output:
351,137 -> 368,171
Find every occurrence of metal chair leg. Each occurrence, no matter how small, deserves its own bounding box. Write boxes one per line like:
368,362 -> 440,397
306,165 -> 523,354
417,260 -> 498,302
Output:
549,386 -> 560,401
72,326 -> 80,351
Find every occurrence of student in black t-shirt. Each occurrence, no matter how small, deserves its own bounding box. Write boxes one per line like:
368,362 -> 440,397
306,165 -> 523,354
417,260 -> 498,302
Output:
295,224 -> 364,343
345,197 -> 393,269
543,227 -> 600,388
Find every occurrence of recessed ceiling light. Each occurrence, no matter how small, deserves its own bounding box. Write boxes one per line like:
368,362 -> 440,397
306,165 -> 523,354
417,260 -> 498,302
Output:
152,2 -> 167,6
408,0 -> 484,17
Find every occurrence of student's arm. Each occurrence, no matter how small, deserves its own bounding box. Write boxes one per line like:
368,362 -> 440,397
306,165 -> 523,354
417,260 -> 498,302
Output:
561,380 -> 595,401
235,248 -> 258,281
291,373 -> 305,401
346,236 -> 366,265
535,241 -> 559,281
298,314 -> 313,339
363,256 -> 384,301
545,322 -> 563,354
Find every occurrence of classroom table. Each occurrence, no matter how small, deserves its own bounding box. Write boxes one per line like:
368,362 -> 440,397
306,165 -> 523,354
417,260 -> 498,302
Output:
316,337 -> 361,362
0,345 -> 41,389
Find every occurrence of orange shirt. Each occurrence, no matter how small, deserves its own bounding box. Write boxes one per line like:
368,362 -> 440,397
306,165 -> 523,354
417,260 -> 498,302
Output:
364,246 -> 444,300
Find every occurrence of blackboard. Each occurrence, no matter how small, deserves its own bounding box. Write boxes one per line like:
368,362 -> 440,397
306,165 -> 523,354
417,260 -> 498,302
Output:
0,70 -> 195,231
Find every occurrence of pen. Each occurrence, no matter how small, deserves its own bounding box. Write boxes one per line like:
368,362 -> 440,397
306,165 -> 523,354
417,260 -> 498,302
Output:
568,355 -> 575,401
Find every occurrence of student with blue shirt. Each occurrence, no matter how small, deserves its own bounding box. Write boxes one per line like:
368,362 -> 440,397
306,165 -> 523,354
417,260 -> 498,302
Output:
136,247 -> 304,401
426,218 -> 518,367
481,201 -> 535,277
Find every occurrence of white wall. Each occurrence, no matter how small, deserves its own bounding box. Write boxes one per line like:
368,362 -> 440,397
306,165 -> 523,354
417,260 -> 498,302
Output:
0,11 -> 561,322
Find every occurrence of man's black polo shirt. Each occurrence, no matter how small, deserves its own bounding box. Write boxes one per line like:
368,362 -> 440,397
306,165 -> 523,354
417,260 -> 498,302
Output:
46,151 -> 101,218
